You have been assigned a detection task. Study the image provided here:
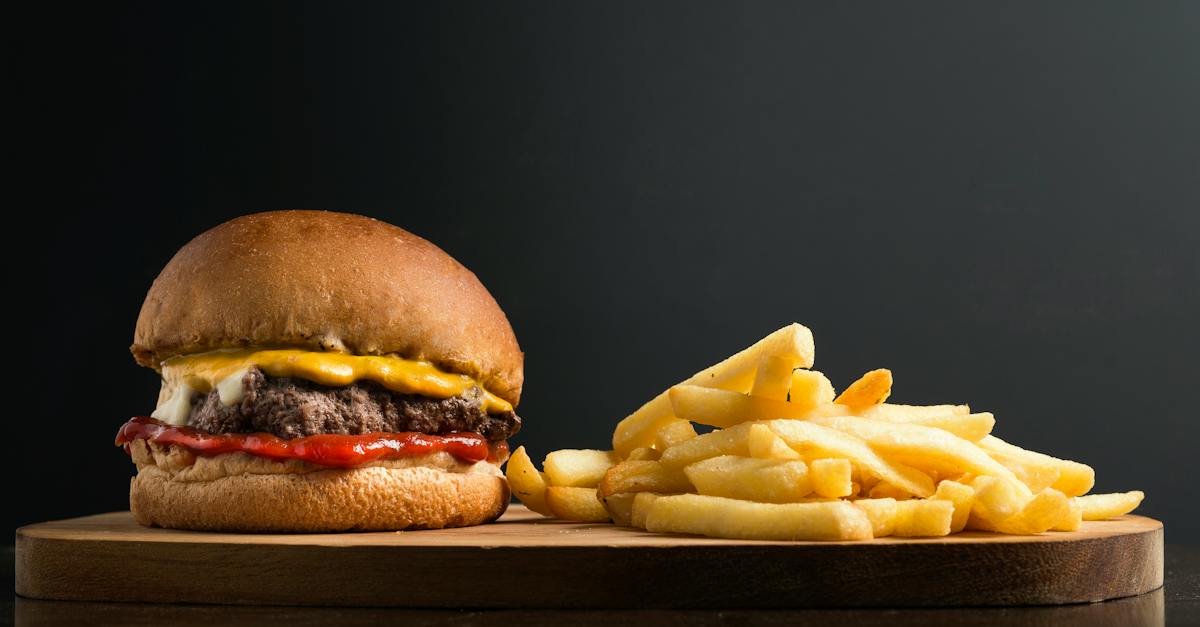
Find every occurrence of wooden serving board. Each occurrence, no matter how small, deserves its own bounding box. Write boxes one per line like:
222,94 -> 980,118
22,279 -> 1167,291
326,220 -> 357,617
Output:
16,506 -> 1162,608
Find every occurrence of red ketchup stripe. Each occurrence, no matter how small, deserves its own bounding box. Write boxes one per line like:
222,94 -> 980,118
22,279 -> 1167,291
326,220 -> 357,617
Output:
115,417 -> 501,468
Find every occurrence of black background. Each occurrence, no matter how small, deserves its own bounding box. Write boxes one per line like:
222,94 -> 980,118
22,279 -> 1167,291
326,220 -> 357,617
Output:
13,3 -> 1199,540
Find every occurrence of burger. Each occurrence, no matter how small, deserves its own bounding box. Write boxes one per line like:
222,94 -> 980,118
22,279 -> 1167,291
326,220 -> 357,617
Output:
115,210 -> 521,531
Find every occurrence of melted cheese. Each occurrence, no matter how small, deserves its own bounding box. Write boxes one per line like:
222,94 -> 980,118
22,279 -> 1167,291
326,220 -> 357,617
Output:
151,382 -> 197,426
157,349 -> 512,414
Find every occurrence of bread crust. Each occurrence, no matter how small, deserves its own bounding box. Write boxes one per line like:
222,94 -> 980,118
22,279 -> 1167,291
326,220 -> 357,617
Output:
130,459 -> 510,532
131,210 -> 523,405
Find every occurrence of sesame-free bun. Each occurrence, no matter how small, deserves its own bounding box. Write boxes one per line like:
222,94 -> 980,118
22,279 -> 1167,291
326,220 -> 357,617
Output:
131,210 -> 523,405
130,459 -> 509,532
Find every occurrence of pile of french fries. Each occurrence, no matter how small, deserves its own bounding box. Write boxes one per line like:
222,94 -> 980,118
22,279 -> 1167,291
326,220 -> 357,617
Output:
507,324 -> 1144,541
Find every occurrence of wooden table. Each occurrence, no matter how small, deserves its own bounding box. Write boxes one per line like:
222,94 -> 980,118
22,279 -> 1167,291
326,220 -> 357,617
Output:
16,505 -> 1162,608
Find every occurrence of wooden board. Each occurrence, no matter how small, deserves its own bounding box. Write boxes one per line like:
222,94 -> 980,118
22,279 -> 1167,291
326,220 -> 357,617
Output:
16,506 -> 1162,608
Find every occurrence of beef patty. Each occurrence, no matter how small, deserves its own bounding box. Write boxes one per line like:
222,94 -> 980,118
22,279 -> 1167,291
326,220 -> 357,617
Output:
186,367 -> 520,441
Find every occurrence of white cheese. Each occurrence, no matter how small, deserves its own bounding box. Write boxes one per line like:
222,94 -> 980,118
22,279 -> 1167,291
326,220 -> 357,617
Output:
151,382 -> 196,426
216,368 -> 249,406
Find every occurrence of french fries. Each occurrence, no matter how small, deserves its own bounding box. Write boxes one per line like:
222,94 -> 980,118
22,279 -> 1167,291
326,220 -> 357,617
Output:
854,498 -> 897,537
750,355 -> 796,401
598,460 -> 694,498
978,436 -> 1095,497
895,413 -> 995,443
789,369 -> 836,407
505,446 -> 552,516
684,456 -> 812,503
894,499 -> 955,537
601,492 -> 637,527
834,369 -> 892,412
747,423 -> 801,460
545,486 -> 611,523
510,324 -> 1144,541
1077,491 -> 1145,520
768,420 -> 935,497
611,324 -> 814,456
809,458 -> 853,498
654,418 -> 699,451
669,385 -> 815,428
543,449 -> 618,488
644,494 -> 873,541
860,403 -> 970,421
932,480 -> 974,533
659,423 -> 754,469
630,492 -> 660,528
808,415 -> 1021,485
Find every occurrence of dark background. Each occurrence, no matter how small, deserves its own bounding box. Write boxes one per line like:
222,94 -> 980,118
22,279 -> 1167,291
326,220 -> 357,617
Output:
12,3 -> 1198,540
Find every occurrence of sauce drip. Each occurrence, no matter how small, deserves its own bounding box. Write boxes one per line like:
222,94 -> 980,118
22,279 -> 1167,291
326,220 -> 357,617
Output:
115,417 -> 504,468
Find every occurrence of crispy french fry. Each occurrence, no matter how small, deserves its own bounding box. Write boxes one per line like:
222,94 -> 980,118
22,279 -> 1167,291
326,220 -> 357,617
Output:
545,487 -> 610,522
747,423 -> 802,460
1052,497 -> 1083,531
809,415 -> 1022,485
968,475 -> 1032,526
960,473 -> 1027,521
505,446 -> 552,516
834,369 -> 892,411
990,488 -> 1073,535
750,355 -> 796,401
1077,491 -> 1145,520
644,494 -> 873,541
627,446 -> 661,461
598,460 -> 694,498
789,370 -> 836,407
768,419 -> 935,498
859,404 -> 971,421
684,456 -> 812,503
893,499 -> 954,537
978,436 -> 1095,497
601,492 -> 637,526
630,492 -> 661,529
543,449 -> 619,488
669,385 -> 816,428
660,422 -> 754,469
809,458 -> 853,498
867,481 -> 912,500
800,403 -> 853,420
933,480 -> 975,533
853,498 -> 897,537
897,413 -> 995,443
654,418 -> 698,451
612,324 -> 815,456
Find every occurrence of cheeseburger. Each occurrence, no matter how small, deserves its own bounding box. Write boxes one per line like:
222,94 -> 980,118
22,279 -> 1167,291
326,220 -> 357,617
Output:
115,211 -> 521,531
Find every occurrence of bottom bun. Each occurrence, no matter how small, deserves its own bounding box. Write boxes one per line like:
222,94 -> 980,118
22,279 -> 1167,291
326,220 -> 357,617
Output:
130,462 -> 509,532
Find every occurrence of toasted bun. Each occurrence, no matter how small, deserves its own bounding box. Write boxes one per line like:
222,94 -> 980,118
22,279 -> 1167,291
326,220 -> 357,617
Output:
131,210 -> 523,405
130,462 -> 509,532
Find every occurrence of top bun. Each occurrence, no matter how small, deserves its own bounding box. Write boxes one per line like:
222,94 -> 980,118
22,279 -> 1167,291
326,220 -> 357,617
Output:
131,211 -> 523,405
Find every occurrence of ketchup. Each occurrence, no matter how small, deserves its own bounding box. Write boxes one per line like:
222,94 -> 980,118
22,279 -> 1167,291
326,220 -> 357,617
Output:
115,417 -> 505,468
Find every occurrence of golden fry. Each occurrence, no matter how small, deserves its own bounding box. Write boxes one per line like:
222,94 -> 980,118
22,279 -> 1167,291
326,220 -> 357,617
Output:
684,455 -> 813,503
612,324 -> 814,456
834,369 -> 893,411
750,355 -> 796,401
669,385 -> 816,428
598,459 -> 694,498
644,494 -> 873,541
545,486 -> 611,522
505,446 -> 552,516
543,449 -> 619,488
1077,491 -> 1145,520
789,369 -> 836,408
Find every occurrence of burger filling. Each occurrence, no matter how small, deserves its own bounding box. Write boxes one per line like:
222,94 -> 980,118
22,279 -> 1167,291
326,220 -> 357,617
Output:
169,367 -> 520,441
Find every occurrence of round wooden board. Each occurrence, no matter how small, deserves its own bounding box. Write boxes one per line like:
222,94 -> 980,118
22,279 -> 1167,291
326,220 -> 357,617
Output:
16,506 -> 1162,608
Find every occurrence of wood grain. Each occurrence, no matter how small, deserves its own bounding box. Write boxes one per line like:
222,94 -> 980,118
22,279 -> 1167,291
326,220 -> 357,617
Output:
16,506 -> 1163,608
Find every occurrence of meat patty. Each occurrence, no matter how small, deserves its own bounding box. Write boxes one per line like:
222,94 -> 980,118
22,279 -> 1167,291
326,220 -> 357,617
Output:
186,368 -> 520,441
